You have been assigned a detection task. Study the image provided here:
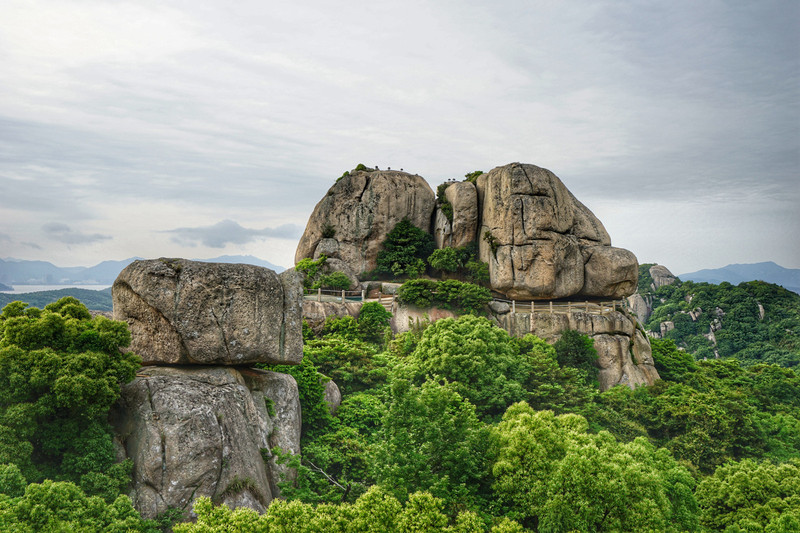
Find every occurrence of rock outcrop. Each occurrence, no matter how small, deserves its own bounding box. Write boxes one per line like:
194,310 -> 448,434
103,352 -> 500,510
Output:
434,181 -> 479,249
113,259 -> 302,366
491,309 -> 659,390
295,170 -> 435,275
112,366 -> 300,519
111,259 -> 304,519
649,264 -> 677,289
476,163 -> 637,299
296,162 -> 638,301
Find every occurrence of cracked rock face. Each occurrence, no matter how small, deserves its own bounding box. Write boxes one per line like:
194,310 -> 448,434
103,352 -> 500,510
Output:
491,310 -> 660,390
112,259 -> 302,365
112,366 -> 300,519
295,170 -> 436,274
475,163 -> 638,299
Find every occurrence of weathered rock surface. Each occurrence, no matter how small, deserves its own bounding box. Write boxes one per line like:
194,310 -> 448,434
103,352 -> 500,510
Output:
391,303 -> 456,334
112,259 -> 302,366
475,163 -> 637,299
627,293 -> 653,324
491,309 -> 659,390
112,366 -> 301,519
295,170 -> 436,274
579,246 -> 639,299
323,379 -> 342,415
433,206 -> 453,250
649,264 -> 677,289
441,181 -> 479,249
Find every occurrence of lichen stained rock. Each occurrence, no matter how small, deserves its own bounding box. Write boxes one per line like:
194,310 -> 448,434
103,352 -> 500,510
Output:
112,258 -> 302,365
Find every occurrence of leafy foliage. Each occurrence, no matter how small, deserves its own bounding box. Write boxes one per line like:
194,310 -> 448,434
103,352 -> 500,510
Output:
357,302 -> 393,345
0,298 -> 139,499
397,279 -> 491,315
428,247 -> 462,273
492,404 -> 698,532
295,255 -> 327,289
463,170 -> 483,183
643,279 -> 800,367
375,379 -> 493,509
173,486 -> 523,532
553,329 -> 599,387
375,219 -> 435,279
696,458 -> 800,531
0,479 -> 153,532
398,315 -> 530,421
314,271 -> 352,291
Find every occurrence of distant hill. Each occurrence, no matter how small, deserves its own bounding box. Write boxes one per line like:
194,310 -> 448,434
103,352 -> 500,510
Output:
0,255 -> 285,286
0,287 -> 113,312
679,262 -> 800,294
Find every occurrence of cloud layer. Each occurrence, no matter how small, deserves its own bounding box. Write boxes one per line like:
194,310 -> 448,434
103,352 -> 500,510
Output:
164,220 -> 302,248
0,0 -> 797,272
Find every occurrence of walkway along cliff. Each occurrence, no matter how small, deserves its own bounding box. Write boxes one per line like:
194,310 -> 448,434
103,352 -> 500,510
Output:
296,162 -> 659,389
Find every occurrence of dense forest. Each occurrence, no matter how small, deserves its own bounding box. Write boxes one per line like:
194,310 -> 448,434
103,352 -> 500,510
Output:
639,264 -> 800,368
1,285 -> 799,530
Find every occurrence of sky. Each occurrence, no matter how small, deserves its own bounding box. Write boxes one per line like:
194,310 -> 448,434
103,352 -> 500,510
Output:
0,0 -> 798,275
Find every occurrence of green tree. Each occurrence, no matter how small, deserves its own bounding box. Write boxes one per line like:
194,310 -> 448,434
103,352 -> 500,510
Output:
428,247 -> 463,273
375,379 -> 493,511
491,404 -> 698,532
0,298 -> 139,499
0,479 -> 152,532
553,329 -> 598,387
357,302 -> 393,345
375,219 -> 435,279
399,315 -> 528,420
314,271 -> 352,291
696,458 -> 800,531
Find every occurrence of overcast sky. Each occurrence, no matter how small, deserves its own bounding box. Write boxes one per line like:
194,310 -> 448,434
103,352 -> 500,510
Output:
1,0 -> 798,275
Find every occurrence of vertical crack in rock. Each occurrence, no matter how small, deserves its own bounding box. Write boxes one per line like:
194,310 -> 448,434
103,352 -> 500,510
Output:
210,308 -> 232,360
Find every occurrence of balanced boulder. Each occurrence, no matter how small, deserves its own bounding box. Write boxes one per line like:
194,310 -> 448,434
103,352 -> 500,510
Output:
113,258 -> 302,365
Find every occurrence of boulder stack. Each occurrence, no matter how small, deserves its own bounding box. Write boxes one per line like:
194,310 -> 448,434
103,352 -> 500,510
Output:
111,259 -> 303,519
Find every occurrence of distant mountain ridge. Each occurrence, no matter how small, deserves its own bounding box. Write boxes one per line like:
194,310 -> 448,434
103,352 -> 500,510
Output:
679,261 -> 800,294
0,255 -> 285,286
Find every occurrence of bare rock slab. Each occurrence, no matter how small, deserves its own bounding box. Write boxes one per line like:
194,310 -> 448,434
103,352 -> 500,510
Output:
112,259 -> 302,365
112,366 -> 300,519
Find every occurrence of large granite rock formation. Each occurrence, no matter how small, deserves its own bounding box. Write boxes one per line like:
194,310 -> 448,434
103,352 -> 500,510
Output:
296,162 -> 637,301
111,259 -> 304,520
112,366 -> 300,519
492,309 -> 659,389
476,163 -> 637,299
113,259 -> 302,365
295,170 -> 436,274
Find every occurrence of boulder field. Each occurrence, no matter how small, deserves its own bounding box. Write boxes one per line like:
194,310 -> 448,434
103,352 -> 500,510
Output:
295,162 -> 638,300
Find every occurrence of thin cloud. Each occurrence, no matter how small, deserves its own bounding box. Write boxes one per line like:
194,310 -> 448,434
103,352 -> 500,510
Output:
42,222 -> 111,245
164,219 -> 302,248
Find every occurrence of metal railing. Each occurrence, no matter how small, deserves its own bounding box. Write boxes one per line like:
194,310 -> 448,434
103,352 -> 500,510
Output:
491,298 -> 628,315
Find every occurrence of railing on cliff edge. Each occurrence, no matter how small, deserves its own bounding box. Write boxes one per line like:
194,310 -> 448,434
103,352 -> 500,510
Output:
302,288 -> 628,316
